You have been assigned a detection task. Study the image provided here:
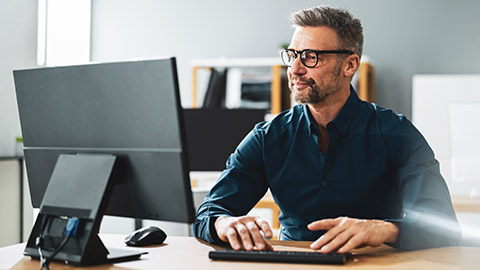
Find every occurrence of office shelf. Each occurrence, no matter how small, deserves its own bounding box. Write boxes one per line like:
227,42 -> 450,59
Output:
191,57 -> 286,114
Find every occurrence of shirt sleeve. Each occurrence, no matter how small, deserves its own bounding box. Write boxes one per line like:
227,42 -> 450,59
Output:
192,127 -> 269,244
386,118 -> 462,250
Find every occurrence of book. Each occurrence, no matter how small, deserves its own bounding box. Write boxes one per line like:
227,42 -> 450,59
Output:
203,68 -> 228,108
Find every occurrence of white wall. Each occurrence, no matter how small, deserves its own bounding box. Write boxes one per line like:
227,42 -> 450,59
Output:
0,0 -> 37,153
0,0 -> 37,247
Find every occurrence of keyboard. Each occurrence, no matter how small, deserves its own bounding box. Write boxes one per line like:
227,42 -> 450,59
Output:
209,249 -> 349,264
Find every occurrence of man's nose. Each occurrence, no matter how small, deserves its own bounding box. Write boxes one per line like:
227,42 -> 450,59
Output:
289,56 -> 307,76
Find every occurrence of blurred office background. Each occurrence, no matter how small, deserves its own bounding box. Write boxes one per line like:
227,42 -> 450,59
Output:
1,0 -> 480,247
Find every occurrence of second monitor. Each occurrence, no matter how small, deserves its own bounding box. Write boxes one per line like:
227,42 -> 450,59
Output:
183,108 -> 266,172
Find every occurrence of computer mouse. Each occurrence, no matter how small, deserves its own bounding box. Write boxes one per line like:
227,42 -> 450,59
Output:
124,226 -> 167,247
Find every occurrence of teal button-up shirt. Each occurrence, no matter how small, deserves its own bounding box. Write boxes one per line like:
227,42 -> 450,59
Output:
193,87 -> 461,250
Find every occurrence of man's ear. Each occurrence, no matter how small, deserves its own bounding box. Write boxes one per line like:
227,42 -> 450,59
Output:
343,54 -> 360,77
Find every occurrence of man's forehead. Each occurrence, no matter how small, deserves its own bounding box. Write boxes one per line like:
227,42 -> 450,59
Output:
290,26 -> 338,49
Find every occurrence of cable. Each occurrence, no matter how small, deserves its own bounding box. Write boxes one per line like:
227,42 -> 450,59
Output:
41,234 -> 72,269
36,214 -> 50,270
36,216 -> 79,270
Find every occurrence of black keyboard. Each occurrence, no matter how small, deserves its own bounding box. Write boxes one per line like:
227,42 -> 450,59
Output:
209,249 -> 349,264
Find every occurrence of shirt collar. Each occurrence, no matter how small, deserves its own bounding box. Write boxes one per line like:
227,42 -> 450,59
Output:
302,104 -> 316,138
331,85 -> 361,137
303,85 -> 361,138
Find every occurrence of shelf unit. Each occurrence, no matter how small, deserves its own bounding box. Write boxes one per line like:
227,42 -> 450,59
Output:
191,57 -> 286,114
358,61 -> 375,102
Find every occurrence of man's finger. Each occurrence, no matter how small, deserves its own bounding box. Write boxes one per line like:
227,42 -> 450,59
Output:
264,240 -> 274,250
310,223 -> 346,250
255,217 -> 273,239
307,218 -> 338,231
226,228 -> 242,250
214,216 -> 276,251
318,229 -> 354,253
337,234 -> 363,253
234,223 -> 254,250
246,221 -> 266,250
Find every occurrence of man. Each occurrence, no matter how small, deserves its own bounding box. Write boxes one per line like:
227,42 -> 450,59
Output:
193,6 -> 461,253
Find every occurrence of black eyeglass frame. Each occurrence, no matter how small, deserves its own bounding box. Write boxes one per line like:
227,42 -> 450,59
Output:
281,49 -> 356,68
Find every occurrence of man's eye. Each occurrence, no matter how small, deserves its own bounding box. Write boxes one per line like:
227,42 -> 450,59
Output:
303,54 -> 316,61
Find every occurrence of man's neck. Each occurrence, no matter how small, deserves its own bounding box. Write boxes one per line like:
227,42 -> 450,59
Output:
307,87 -> 350,128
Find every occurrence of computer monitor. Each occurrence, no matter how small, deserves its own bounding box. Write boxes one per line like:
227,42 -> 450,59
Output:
183,108 -> 266,171
14,57 -> 194,265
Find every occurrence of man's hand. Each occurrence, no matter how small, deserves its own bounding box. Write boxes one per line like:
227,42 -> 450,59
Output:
308,217 -> 399,253
214,216 -> 274,251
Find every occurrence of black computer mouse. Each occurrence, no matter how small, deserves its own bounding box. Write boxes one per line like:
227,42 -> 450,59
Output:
124,226 -> 167,247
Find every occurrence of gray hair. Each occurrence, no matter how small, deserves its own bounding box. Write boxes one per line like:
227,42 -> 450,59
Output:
290,6 -> 364,58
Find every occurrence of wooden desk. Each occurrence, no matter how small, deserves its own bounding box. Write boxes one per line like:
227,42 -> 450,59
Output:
1,235 -> 479,269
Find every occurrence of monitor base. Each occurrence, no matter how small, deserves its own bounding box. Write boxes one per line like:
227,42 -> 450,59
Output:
25,247 -> 147,266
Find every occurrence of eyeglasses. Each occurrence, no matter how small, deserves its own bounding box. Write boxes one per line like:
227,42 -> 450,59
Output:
281,49 -> 355,68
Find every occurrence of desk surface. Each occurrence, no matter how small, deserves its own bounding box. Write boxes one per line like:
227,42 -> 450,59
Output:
1,235 -> 479,269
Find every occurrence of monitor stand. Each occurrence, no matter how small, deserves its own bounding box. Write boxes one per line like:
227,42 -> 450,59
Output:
24,154 -> 147,266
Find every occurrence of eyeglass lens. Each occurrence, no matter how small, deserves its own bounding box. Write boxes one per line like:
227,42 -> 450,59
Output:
281,50 -> 319,68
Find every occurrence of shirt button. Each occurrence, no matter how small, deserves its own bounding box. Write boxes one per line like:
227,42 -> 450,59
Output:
322,181 -> 327,186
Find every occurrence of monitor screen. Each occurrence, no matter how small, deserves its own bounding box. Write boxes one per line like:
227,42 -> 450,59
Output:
14,58 -> 195,224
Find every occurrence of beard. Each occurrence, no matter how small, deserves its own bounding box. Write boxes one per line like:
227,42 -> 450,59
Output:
289,61 -> 343,104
